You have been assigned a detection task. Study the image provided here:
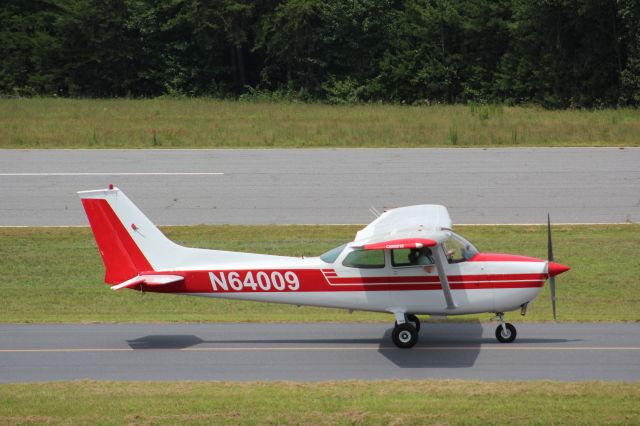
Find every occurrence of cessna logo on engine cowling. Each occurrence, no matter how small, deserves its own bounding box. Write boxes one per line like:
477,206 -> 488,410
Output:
209,271 -> 300,292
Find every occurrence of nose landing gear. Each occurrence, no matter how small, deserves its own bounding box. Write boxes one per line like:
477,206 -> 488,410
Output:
493,312 -> 517,343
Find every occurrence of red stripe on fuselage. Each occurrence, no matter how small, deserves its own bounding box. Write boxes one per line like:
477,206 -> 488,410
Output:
324,273 -> 546,285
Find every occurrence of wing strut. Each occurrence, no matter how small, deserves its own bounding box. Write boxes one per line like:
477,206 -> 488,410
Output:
432,248 -> 457,310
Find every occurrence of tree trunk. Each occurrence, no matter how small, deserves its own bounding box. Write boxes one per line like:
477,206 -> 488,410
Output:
230,44 -> 238,90
236,43 -> 246,89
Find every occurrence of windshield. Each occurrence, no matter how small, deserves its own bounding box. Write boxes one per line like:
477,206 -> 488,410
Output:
320,243 -> 347,263
442,232 -> 479,263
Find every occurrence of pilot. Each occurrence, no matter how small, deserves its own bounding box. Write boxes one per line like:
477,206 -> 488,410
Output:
408,249 -> 419,265
415,247 -> 434,265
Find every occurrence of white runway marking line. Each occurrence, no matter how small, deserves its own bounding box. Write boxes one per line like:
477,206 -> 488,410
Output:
0,172 -> 224,176
1,346 -> 639,353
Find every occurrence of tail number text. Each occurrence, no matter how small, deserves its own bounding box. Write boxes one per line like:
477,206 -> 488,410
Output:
209,271 -> 300,292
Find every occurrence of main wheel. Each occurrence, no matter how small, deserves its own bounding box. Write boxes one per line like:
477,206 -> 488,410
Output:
392,323 -> 419,348
495,323 -> 517,343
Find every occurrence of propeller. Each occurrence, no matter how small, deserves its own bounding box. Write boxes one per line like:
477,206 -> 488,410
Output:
545,216 -> 571,321
547,213 -> 556,321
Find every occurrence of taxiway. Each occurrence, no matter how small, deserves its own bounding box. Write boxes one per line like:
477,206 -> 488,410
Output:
1,148 -> 638,225
1,323 -> 638,382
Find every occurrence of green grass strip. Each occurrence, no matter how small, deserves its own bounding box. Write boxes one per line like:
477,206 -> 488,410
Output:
0,380 -> 638,424
1,98 -> 639,148
1,224 -> 638,323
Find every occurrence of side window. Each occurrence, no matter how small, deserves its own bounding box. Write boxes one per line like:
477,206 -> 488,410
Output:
391,249 -> 413,267
342,249 -> 385,268
391,248 -> 435,267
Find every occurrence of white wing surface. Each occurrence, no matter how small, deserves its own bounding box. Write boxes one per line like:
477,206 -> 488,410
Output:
353,205 -> 453,246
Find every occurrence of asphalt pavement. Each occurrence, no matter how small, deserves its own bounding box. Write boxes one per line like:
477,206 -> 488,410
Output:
2,148 -> 637,384
1,323 -> 638,382
1,148 -> 639,225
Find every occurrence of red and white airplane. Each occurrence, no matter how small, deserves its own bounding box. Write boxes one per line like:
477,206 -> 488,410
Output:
79,186 -> 570,348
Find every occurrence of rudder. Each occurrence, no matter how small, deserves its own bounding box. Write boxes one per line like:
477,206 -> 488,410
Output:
79,187 -> 178,284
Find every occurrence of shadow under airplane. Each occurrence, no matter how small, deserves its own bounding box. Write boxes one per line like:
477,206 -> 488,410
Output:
126,322 -> 581,369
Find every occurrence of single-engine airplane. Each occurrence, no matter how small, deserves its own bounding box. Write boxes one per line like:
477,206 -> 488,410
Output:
79,186 -> 570,348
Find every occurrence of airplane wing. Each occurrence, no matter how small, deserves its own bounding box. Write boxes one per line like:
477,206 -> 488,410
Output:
111,274 -> 184,291
354,204 -> 452,244
352,205 -> 457,310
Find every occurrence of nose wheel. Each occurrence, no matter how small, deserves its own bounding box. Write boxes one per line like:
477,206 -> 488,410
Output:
493,313 -> 517,343
495,323 -> 517,343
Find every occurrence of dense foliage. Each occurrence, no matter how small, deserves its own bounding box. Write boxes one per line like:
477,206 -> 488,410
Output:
1,0 -> 639,107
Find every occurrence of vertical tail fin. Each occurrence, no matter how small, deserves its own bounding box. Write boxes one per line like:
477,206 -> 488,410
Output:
78,187 -> 179,284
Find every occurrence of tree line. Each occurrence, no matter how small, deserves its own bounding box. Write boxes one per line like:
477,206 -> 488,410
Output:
2,0 -> 639,107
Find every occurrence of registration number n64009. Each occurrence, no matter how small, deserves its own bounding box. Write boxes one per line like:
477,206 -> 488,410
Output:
209,271 -> 300,292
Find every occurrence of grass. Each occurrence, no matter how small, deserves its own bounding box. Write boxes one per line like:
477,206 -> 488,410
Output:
0,98 -> 639,148
0,224 -> 638,323
0,380 -> 638,424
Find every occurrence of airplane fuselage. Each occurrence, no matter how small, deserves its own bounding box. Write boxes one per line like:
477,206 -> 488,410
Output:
136,252 -> 547,316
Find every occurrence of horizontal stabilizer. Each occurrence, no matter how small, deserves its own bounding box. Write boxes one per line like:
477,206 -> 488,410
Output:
111,274 -> 184,291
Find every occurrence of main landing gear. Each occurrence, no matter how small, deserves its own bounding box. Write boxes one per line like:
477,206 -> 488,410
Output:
494,312 -> 517,343
392,313 -> 421,348
390,312 -> 518,348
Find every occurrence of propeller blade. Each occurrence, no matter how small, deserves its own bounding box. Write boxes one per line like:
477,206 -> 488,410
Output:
547,213 -> 554,262
547,213 -> 556,321
550,275 -> 557,321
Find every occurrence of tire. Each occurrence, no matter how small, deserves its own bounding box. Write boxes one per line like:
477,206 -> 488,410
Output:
406,314 -> 421,332
392,323 -> 419,348
495,323 -> 517,343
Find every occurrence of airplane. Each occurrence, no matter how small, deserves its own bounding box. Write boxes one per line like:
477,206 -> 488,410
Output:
79,186 -> 570,349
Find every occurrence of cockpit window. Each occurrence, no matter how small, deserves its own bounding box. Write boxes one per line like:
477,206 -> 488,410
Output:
442,232 -> 478,263
342,249 -> 385,268
320,243 -> 347,263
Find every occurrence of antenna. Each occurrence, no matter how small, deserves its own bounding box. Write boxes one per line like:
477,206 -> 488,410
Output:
369,207 -> 381,218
